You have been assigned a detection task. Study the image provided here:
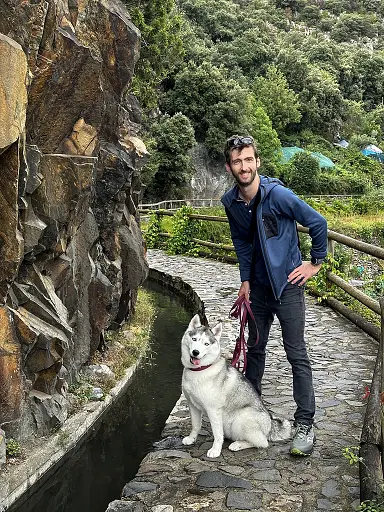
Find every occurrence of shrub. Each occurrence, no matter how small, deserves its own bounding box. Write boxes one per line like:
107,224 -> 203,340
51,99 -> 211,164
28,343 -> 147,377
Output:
285,152 -> 320,194
197,206 -> 232,245
6,438 -> 21,458
144,211 -> 163,249
167,205 -> 201,255
339,151 -> 384,189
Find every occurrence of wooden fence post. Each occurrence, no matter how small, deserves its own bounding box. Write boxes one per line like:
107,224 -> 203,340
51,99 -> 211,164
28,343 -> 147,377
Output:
359,298 -> 384,502
381,298 -> 384,478
326,238 -> 335,291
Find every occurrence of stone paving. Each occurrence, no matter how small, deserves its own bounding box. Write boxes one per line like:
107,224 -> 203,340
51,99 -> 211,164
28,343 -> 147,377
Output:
106,250 -> 379,512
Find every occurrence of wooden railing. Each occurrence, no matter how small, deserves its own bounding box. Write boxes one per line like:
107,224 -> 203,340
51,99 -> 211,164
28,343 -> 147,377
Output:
140,206 -> 384,501
140,198 -> 222,210
139,195 -> 362,211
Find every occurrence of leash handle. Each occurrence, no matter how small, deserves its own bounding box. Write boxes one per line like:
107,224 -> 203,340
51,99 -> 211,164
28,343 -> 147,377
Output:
229,295 -> 258,373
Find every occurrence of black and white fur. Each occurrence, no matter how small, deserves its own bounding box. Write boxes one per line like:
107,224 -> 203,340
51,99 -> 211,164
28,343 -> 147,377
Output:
181,314 -> 291,458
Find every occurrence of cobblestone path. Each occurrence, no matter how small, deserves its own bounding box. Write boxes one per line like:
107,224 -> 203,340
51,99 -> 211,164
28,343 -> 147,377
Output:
108,250 -> 379,512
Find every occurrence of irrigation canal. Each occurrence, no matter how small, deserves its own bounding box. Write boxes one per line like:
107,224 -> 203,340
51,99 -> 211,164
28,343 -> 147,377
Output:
7,280 -> 193,512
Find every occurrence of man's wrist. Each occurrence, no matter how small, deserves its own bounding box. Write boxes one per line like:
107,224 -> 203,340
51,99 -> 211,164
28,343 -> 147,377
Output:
310,256 -> 325,266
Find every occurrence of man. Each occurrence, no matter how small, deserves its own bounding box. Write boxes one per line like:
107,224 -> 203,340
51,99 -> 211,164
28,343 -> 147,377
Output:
221,135 -> 327,456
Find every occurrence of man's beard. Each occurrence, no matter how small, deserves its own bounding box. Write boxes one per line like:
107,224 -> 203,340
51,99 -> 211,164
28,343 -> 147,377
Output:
232,169 -> 257,187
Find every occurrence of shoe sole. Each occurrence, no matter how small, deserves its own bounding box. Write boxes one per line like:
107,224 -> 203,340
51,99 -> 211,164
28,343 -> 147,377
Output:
290,433 -> 316,456
290,447 -> 313,456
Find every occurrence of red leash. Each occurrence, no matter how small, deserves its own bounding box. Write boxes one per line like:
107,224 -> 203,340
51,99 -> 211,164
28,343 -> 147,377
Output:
229,295 -> 258,374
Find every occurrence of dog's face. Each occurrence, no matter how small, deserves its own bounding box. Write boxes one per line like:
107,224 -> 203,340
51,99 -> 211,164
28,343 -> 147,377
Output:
181,314 -> 222,369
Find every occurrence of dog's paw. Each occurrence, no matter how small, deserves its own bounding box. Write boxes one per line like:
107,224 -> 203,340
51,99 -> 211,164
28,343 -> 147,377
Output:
207,446 -> 221,458
228,441 -> 246,452
228,441 -> 254,451
182,435 -> 196,446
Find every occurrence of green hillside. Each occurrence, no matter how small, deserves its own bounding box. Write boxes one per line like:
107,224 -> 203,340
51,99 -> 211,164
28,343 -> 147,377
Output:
128,0 -> 384,200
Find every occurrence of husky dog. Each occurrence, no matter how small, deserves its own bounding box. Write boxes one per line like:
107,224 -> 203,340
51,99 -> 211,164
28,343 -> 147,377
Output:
181,314 -> 291,458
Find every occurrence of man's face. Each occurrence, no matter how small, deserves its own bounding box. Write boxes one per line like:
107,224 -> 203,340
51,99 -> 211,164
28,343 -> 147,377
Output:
225,145 -> 260,187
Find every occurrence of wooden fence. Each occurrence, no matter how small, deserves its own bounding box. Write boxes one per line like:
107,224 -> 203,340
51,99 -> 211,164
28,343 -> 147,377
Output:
140,198 -> 222,210
139,195 -> 361,212
140,206 -> 384,502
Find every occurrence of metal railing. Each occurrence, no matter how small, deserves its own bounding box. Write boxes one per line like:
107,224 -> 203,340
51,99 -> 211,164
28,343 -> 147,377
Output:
140,205 -> 384,501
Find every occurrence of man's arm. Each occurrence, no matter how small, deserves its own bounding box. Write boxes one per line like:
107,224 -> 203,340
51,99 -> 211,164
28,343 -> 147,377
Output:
272,187 -> 328,285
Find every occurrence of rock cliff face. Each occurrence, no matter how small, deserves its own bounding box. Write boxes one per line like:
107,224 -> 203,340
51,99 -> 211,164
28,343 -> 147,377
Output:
0,0 -> 148,440
189,143 -> 233,199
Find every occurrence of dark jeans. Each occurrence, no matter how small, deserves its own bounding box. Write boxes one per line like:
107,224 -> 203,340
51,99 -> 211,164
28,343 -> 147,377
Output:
246,283 -> 315,426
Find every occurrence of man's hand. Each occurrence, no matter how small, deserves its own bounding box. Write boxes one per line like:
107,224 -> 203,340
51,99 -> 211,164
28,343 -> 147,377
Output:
288,261 -> 322,286
238,280 -> 250,297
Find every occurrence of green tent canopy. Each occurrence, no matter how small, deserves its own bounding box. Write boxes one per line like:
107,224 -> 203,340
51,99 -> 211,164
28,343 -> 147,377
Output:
280,146 -> 335,168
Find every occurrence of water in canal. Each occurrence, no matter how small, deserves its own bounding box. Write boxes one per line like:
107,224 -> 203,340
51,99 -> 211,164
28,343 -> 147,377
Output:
8,280 -> 194,512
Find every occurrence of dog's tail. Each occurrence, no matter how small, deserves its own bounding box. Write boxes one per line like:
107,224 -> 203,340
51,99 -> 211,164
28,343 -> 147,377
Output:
269,414 -> 291,442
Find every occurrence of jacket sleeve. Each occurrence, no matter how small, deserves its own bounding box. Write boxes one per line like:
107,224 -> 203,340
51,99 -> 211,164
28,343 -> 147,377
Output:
225,207 -> 253,282
271,187 -> 328,259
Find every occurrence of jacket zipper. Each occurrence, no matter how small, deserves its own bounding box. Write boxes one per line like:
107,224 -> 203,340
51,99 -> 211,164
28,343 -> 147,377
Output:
257,187 -> 280,301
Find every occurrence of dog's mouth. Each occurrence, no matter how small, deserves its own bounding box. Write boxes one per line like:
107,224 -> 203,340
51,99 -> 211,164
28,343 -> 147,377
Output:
190,356 -> 201,366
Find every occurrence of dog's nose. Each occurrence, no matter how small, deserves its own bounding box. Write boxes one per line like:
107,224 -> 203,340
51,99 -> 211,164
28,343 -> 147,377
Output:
192,349 -> 200,357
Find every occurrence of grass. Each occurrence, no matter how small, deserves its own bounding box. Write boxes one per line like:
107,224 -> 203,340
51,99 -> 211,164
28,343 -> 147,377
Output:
327,215 -> 384,243
93,287 -> 156,380
69,288 -> 156,411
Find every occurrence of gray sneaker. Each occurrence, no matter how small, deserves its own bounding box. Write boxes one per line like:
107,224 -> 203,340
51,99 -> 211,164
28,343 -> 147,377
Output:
290,423 -> 316,456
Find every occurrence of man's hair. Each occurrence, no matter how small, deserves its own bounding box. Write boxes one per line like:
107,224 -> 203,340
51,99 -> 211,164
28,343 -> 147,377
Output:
224,135 -> 258,164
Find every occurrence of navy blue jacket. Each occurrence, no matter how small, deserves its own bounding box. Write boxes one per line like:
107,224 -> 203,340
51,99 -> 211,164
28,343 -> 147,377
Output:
221,176 -> 328,300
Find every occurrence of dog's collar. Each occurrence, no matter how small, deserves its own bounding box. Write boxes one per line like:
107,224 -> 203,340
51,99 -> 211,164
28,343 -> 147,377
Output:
189,364 -> 212,372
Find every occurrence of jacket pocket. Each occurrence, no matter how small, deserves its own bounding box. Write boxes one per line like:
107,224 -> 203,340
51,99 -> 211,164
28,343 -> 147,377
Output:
262,214 -> 278,239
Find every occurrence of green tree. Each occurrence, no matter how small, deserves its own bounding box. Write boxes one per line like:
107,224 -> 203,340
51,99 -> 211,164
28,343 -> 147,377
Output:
248,104 -> 282,174
341,100 -> 369,138
331,13 -> 379,43
276,48 -> 311,93
144,113 -> 196,200
275,0 -> 306,17
366,104 -> 384,140
252,65 -> 302,135
178,0 -> 240,42
305,38 -> 341,77
161,61 -> 255,152
130,0 -> 184,108
298,5 -> 321,24
214,28 -> 275,78
339,50 -> 384,109
180,18 -> 214,65
324,0 -> 349,15
298,66 -> 344,137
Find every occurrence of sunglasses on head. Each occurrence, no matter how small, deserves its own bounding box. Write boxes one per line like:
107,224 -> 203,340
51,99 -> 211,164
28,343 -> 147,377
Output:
226,136 -> 254,149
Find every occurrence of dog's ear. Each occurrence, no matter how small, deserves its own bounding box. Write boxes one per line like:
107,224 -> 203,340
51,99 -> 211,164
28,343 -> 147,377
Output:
210,322 -> 222,342
188,314 -> 201,330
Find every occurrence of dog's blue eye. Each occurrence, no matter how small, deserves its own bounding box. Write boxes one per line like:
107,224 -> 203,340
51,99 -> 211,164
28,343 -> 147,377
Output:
204,342 -> 209,346
191,337 -> 196,341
